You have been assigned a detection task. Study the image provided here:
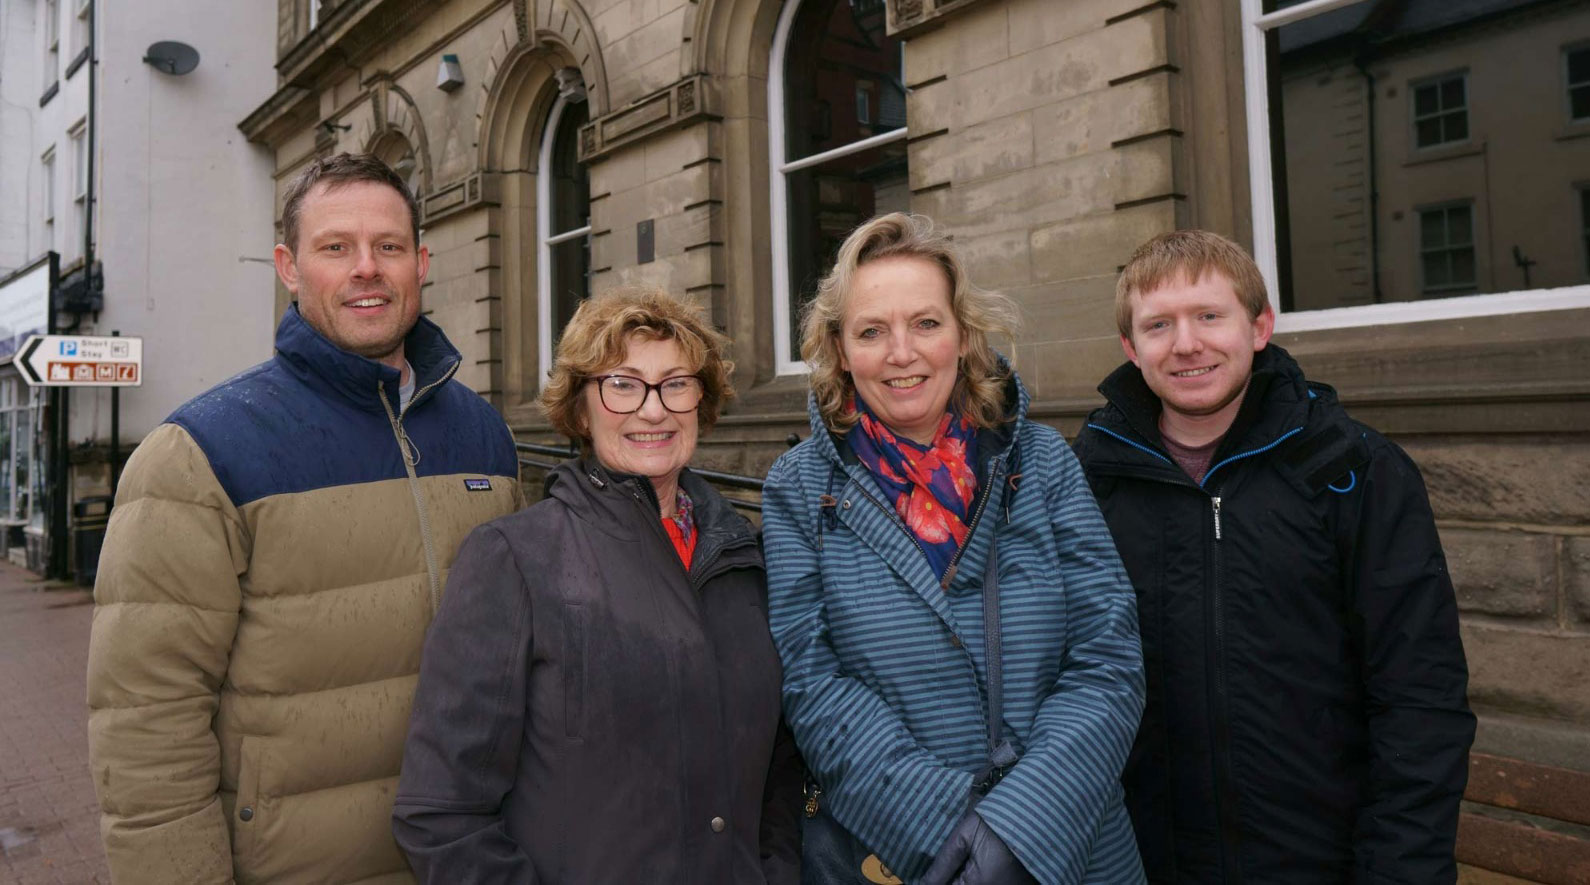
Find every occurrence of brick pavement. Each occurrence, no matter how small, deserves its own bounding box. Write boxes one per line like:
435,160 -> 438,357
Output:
0,561 -> 107,884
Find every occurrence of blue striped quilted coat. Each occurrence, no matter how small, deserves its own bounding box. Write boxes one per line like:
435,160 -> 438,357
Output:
762,371 -> 1147,885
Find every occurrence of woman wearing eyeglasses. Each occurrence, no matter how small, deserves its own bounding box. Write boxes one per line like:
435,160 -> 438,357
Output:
393,288 -> 802,883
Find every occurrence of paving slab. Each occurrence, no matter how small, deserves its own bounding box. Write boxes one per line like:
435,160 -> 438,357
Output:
0,561 -> 107,884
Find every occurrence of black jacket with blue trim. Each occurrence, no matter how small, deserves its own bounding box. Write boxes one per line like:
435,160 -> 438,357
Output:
1071,344 -> 1475,884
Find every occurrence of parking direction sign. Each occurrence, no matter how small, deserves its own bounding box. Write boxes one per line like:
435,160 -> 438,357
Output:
17,335 -> 143,387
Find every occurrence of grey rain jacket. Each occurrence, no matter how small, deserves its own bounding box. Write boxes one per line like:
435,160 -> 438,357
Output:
393,458 -> 803,884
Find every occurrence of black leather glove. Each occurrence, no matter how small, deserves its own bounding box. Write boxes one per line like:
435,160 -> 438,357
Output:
919,811 -> 1037,885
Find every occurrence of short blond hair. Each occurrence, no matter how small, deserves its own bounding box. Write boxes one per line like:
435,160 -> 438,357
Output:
799,213 -> 1017,434
1116,230 -> 1270,339
540,288 -> 734,446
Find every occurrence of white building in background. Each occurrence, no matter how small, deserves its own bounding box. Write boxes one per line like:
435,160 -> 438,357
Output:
0,0 -> 278,575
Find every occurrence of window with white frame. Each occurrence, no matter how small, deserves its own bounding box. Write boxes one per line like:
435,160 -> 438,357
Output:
536,94 -> 591,384
69,120 -> 86,251
43,0 -> 59,85
1581,187 -> 1590,277
1569,45 -> 1590,122
0,378 -> 39,523
71,0 -> 90,60
1417,203 -> 1475,295
308,0 -> 320,32
41,148 -> 55,246
769,0 -> 908,373
1241,0 -> 1590,329
1411,73 -> 1468,149
370,132 -> 421,199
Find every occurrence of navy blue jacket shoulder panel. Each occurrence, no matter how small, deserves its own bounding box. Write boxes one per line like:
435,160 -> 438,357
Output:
167,306 -> 517,508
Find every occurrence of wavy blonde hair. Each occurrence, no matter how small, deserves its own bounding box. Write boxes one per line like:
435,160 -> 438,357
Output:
540,288 -> 734,447
800,213 -> 1016,434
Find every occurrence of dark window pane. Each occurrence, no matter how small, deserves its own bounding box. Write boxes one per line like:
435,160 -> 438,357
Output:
1450,247 -> 1476,286
1421,211 -> 1445,249
1572,85 -> 1590,120
1445,111 -> 1468,143
783,0 -> 906,355
549,101 -> 590,342
1441,76 -> 1465,110
1447,206 -> 1472,245
1569,48 -> 1590,84
783,139 -> 910,353
1422,253 -> 1448,288
1414,83 -> 1439,117
1416,118 -> 1442,147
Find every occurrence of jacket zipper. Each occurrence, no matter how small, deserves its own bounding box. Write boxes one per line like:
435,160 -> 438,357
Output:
938,459 -> 1005,590
378,362 -> 458,615
1208,483 -> 1241,883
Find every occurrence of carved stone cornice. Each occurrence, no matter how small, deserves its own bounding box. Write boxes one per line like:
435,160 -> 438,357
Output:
887,0 -> 996,37
577,75 -> 716,163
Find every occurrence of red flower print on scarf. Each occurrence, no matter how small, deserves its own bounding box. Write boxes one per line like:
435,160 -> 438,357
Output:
897,488 -> 969,546
848,398 -> 981,579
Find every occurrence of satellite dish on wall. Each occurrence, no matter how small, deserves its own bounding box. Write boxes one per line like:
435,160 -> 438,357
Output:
143,41 -> 200,76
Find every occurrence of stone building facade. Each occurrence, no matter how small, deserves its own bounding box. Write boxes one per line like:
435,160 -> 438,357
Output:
242,0 -> 1590,878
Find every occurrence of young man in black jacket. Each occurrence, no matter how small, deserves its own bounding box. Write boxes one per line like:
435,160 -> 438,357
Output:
1072,230 -> 1475,883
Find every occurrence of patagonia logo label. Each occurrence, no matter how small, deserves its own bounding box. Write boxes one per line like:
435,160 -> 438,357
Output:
464,478 -> 492,491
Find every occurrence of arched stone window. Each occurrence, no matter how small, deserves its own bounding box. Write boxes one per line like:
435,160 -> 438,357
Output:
369,131 -> 421,199
537,89 -> 592,384
769,0 -> 908,373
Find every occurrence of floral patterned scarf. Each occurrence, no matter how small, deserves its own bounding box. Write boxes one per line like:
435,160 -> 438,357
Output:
848,396 -> 979,579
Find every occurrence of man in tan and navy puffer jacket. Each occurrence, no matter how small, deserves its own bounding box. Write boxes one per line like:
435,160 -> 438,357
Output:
86,153 -> 524,884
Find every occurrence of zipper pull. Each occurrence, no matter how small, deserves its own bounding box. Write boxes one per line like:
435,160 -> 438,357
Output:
1211,496 -> 1223,541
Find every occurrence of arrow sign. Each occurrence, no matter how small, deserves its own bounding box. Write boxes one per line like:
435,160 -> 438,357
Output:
18,334 -> 143,388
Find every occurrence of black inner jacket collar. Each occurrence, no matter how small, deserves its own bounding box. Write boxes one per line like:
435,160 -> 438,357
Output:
1094,344 -> 1313,469
544,456 -> 759,555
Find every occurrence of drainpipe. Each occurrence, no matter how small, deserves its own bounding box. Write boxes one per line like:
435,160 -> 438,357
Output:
1354,51 -> 1382,304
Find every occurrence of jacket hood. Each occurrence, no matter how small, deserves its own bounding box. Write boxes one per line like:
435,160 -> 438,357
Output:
1086,344 -> 1365,495
802,356 -> 1031,468
274,304 -> 462,414
1093,344 -> 1315,455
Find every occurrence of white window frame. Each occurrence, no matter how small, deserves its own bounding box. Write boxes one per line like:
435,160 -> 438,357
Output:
768,0 -> 909,375
1240,0 -> 1590,332
72,0 -> 90,57
41,148 -> 56,228
536,95 -> 592,385
1410,71 -> 1468,150
1416,202 -> 1476,295
1568,44 -> 1590,123
69,120 -> 86,203
43,0 -> 60,84
308,0 -> 320,32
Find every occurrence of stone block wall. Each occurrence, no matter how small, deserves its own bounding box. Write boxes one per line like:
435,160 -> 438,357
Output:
900,0 -> 1187,402
1409,436 -> 1590,734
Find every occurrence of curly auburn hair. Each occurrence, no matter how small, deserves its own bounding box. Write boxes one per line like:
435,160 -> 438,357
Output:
799,213 -> 1017,434
540,288 -> 735,447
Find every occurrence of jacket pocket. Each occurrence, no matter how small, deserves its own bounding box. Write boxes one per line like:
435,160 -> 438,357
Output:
232,736 -> 263,872
562,602 -> 586,740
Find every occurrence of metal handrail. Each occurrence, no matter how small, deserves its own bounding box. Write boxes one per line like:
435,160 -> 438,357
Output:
514,440 -> 768,512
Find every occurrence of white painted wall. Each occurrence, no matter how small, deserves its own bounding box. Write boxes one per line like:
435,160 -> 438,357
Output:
68,1 -> 277,446
0,0 -> 39,275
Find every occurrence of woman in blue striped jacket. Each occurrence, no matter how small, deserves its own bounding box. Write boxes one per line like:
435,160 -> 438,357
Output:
762,214 -> 1146,885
